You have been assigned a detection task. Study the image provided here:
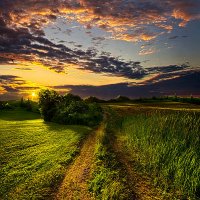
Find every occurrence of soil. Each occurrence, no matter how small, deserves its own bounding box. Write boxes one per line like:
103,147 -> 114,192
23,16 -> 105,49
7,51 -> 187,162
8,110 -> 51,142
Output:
55,129 -> 98,200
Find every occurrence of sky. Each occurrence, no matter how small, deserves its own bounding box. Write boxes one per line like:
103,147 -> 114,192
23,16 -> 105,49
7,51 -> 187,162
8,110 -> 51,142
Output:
0,0 -> 200,100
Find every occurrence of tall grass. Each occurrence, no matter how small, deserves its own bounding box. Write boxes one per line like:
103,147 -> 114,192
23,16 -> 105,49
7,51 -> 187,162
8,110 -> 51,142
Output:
120,110 -> 200,199
89,122 -> 133,200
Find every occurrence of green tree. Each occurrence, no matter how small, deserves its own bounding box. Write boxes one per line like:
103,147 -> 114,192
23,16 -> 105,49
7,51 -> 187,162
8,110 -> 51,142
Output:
84,96 -> 104,103
20,97 -> 24,107
62,93 -> 82,105
26,99 -> 32,111
38,89 -> 61,121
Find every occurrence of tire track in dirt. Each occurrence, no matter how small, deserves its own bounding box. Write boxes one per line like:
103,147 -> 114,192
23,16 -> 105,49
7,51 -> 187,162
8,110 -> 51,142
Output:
111,136 -> 165,200
55,127 -> 100,200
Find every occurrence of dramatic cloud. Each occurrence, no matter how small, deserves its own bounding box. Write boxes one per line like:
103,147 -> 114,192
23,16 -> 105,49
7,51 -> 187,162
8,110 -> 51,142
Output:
0,57 -> 15,65
0,23 -> 157,79
1,68 -> 199,100
147,64 -> 190,74
0,17 -> 194,80
0,0 -> 200,91
0,75 -> 40,99
0,1 -> 199,43
0,75 -> 24,96
53,71 -> 200,99
1,0 -> 199,39
0,75 -> 25,86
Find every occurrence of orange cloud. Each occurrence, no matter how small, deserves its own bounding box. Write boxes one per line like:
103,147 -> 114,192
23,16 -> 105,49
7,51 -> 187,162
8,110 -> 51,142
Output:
139,47 -> 157,56
1,0 -> 199,45
114,31 -> 158,42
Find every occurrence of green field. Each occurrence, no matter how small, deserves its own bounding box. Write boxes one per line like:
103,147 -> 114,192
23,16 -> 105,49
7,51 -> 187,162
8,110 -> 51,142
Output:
0,109 -> 91,199
106,105 -> 200,199
1,102 -> 200,200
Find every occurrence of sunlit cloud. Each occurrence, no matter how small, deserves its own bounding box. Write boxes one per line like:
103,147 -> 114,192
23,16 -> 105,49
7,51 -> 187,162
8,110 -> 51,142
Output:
0,75 -> 42,99
1,0 -> 200,70
139,47 -> 157,56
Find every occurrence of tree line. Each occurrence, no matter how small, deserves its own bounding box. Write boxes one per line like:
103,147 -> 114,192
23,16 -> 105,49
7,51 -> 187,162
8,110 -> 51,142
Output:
38,89 -> 103,126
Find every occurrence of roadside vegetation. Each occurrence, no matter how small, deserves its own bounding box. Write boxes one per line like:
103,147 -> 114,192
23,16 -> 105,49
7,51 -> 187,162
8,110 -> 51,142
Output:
89,115 -> 134,200
107,106 -> 200,199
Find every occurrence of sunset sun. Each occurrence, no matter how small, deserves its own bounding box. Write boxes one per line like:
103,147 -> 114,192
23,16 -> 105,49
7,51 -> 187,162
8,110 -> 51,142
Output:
32,92 -> 36,97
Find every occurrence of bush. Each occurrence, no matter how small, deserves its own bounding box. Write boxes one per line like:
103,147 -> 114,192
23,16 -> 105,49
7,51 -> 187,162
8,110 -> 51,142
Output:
67,101 -> 89,114
53,102 -> 102,126
25,99 -> 32,111
4,103 -> 13,110
62,93 -> 82,104
0,102 -> 13,110
84,96 -> 105,103
19,98 -> 40,113
38,90 -> 103,126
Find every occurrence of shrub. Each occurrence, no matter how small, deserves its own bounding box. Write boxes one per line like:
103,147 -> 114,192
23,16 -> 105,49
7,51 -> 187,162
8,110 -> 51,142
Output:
25,99 -> 32,111
84,96 -> 105,103
38,90 -> 103,126
52,102 -> 102,126
62,93 -> 82,105
0,102 -> 13,110
4,103 -> 13,110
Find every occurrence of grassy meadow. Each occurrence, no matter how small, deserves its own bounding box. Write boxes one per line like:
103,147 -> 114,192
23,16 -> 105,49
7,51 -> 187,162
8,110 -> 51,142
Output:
107,104 -> 200,199
1,98 -> 200,200
0,108 -> 91,199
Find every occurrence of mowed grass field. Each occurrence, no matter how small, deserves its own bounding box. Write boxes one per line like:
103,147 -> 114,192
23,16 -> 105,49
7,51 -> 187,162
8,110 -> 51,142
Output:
0,108 -> 91,200
108,103 -> 200,199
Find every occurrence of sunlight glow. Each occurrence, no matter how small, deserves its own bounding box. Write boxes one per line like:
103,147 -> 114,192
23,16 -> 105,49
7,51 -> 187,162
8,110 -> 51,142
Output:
32,92 -> 36,97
